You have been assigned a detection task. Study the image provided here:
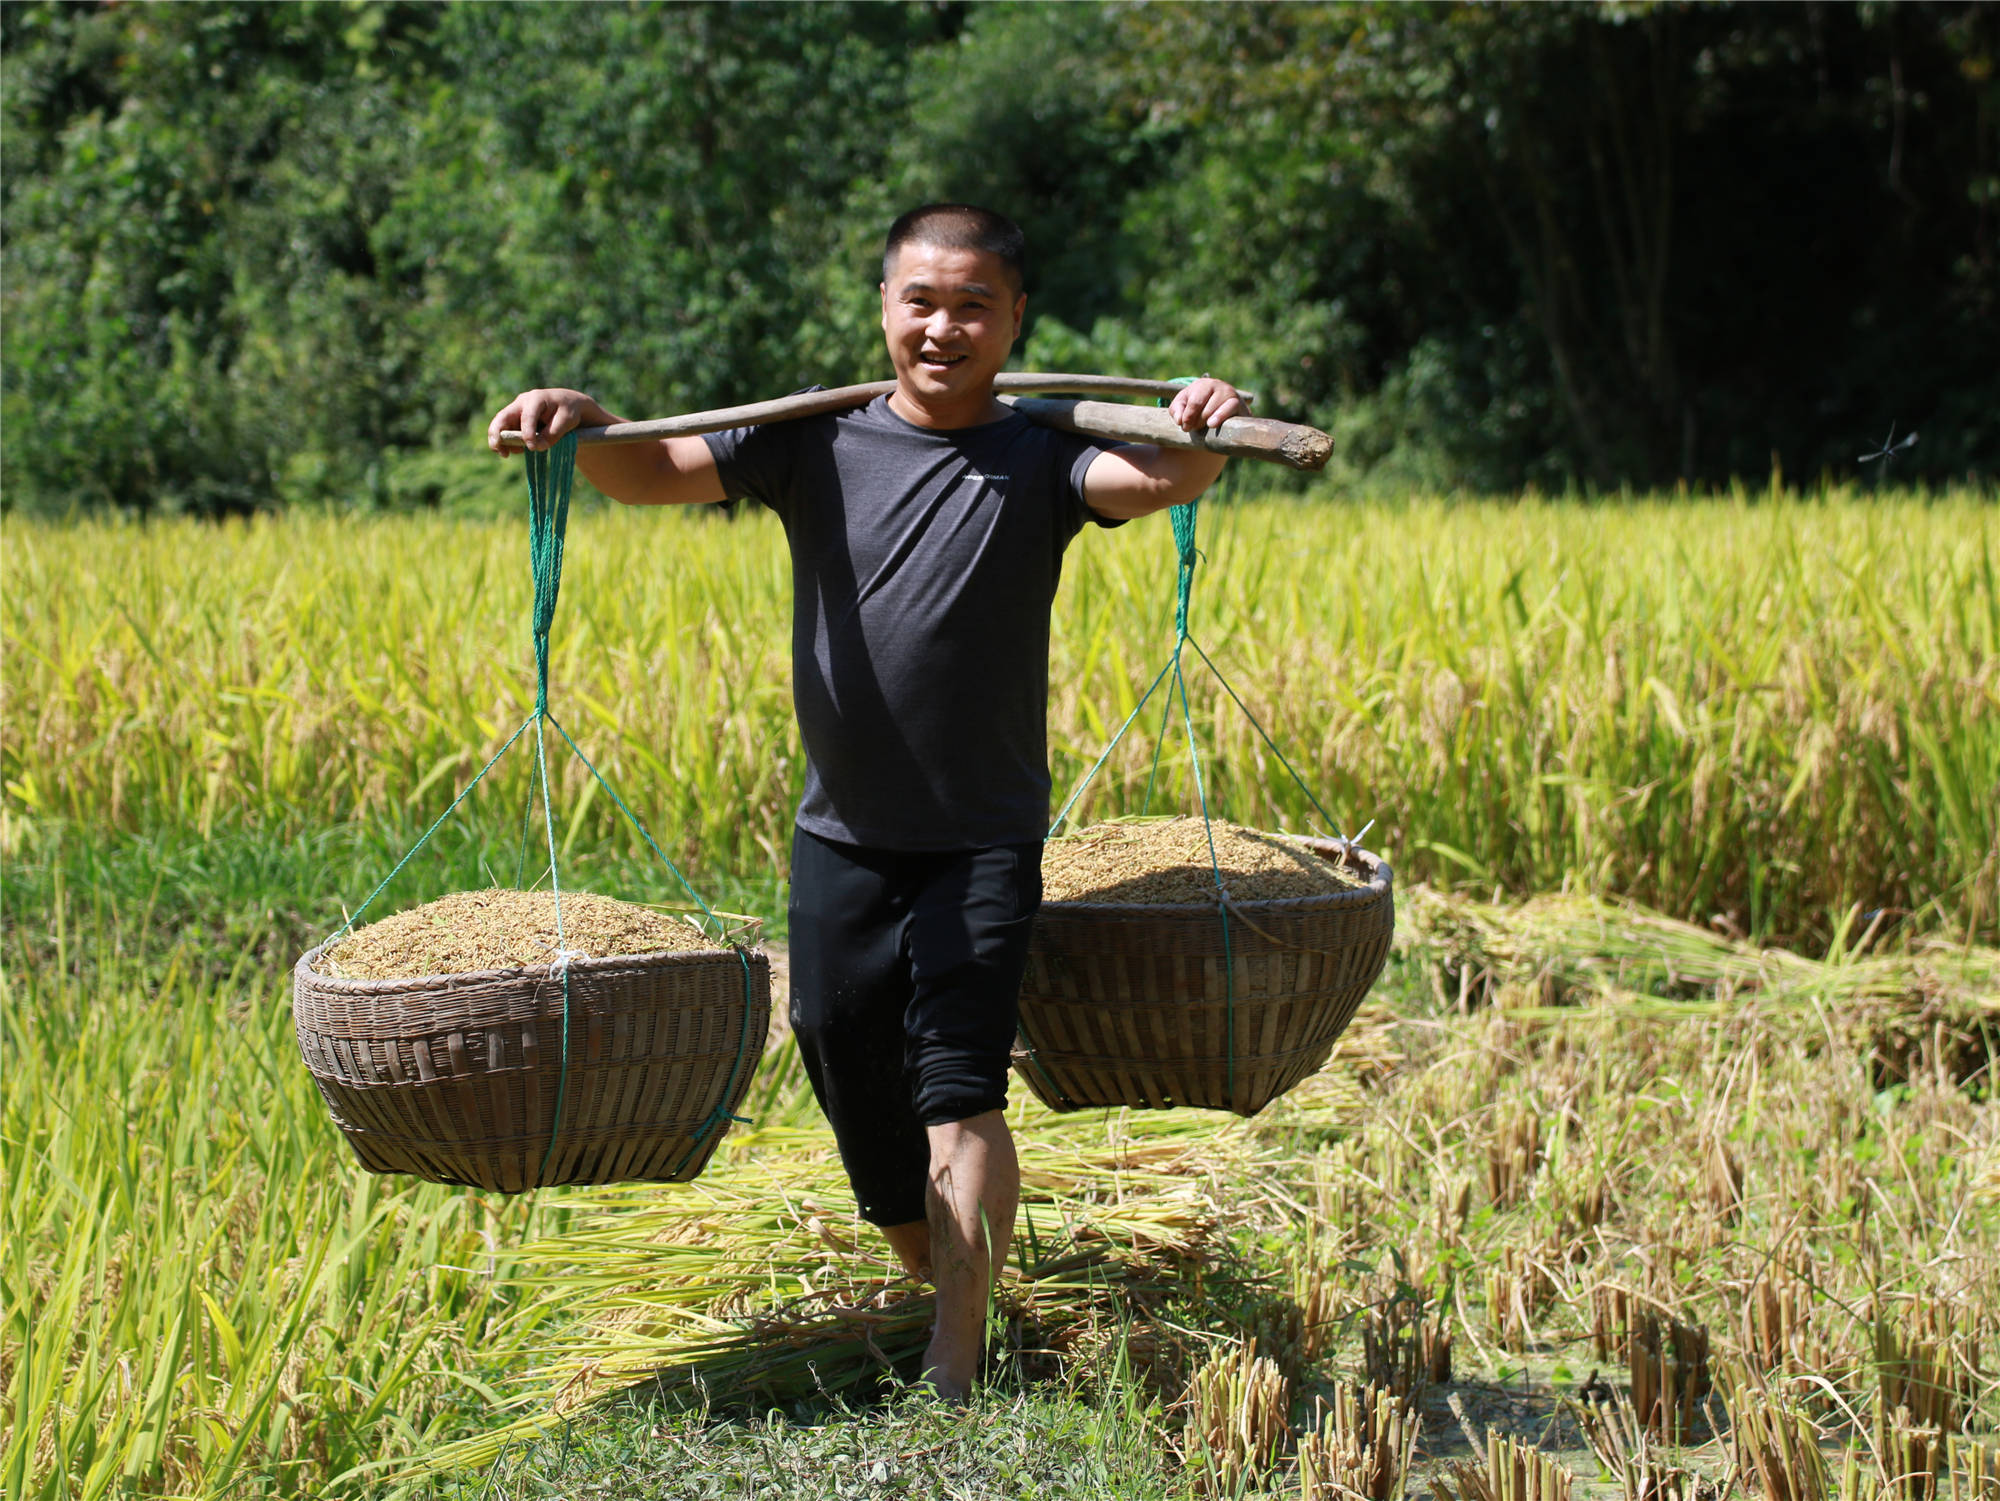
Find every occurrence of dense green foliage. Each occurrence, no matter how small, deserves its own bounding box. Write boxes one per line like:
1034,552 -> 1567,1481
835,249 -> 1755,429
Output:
4,1 -> 1996,511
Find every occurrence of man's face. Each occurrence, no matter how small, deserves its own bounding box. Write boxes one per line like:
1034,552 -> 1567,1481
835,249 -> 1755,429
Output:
879,242 -> 1026,405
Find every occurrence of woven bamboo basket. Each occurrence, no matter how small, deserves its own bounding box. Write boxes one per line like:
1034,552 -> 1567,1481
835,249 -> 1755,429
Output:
294,943 -> 770,1192
1013,837 -> 1392,1116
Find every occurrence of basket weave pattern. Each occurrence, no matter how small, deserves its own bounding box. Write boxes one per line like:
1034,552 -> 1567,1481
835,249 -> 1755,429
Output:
294,945 -> 770,1192
1014,842 -> 1393,1117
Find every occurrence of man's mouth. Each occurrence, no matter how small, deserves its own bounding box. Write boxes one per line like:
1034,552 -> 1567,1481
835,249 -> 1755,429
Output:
917,351 -> 967,371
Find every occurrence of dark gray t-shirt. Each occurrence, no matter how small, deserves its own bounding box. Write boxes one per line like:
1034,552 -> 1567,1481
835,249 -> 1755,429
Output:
704,395 -> 1118,851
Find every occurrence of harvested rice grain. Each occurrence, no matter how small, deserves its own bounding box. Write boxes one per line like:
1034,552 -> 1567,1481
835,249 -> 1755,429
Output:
322,888 -> 715,981
1042,817 -> 1360,905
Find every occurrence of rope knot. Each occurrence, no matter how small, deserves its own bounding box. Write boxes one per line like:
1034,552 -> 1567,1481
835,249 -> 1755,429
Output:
693,1105 -> 753,1143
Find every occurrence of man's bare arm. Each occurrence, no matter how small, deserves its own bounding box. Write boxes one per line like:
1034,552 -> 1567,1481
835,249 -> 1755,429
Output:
487,387 -> 726,507
1079,377 -> 1247,520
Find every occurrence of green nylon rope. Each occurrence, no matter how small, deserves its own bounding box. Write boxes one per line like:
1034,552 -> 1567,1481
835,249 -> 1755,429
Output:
320,431 -> 756,1185
521,438 -> 575,1181
1167,497 -> 1238,1106
1033,381 -> 1363,1112
528,436 -> 573,714
520,436 -> 757,1180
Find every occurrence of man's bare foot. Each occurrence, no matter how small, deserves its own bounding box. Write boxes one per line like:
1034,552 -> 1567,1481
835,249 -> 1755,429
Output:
917,1339 -> 974,1406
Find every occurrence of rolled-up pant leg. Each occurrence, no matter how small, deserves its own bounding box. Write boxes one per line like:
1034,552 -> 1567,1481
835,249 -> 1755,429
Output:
903,841 -> 1041,1126
787,829 -> 1042,1226
788,828 -> 932,1226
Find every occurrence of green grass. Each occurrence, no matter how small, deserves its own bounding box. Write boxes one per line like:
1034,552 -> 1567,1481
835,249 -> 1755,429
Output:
422,1388 -> 1182,1501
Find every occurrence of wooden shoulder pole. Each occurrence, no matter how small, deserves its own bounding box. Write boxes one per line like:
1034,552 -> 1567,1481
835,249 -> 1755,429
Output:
999,398 -> 1331,473
496,373 -> 1329,472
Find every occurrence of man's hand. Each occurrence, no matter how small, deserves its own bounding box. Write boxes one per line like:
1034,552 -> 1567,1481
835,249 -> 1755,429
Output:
486,386 -> 726,507
1081,376 -> 1249,520
1163,376 -> 1250,434
487,388 -> 615,455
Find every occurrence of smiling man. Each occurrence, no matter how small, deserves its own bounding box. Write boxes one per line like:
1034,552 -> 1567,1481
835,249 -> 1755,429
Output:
488,203 -> 1244,1399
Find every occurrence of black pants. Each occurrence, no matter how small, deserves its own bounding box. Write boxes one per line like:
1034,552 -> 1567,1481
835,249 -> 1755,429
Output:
787,827 -> 1042,1227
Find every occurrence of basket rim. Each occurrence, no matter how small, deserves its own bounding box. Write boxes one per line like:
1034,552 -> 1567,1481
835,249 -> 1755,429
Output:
295,940 -> 765,997
1037,838 -> 1392,919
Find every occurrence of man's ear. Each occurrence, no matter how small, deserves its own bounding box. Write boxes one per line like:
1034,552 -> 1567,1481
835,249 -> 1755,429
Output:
1012,292 -> 1027,342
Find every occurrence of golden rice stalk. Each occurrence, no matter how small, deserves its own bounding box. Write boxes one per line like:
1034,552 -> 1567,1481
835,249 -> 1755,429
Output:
1294,1248 -> 1343,1368
1631,1312 -> 1711,1443
1700,1120 -> 1745,1220
1556,1165 -> 1619,1241
1879,1404 -> 1945,1501
1397,886 -> 2000,1016
1874,1297 -> 1974,1436
1436,1174 -> 1476,1240
1298,1383 -> 1418,1501
393,1113 -> 1244,1482
1363,1271 -> 1453,1394
389,1076 -> 1389,1485
1742,1259 -> 1816,1376
15,498 -> 1998,942
1187,1337 -> 1292,1501
1594,1280 -> 1639,1362
1945,1437 -> 2000,1501
1434,1431 -> 1576,1501
1247,1296 -> 1311,1387
1573,1390 -> 1696,1501
1726,1366 -> 1834,1501
1421,1299 -> 1456,1386
1485,1246 -> 1556,1353
1486,1104 -> 1545,1209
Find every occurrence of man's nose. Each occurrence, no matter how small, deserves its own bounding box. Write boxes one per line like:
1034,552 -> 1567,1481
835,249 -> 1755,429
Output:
924,306 -> 956,338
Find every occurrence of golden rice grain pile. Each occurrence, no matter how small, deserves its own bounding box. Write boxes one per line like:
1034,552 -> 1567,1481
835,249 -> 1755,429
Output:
1042,817 -> 1360,905
321,888 -> 715,980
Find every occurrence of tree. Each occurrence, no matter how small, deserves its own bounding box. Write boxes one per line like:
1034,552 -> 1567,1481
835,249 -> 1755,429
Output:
1107,1 -> 2000,488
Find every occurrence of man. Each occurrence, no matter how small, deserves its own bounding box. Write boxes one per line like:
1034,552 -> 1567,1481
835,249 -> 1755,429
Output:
488,204 -> 1244,1400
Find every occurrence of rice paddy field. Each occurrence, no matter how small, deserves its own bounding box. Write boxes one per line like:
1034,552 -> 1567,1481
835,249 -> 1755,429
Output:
3,489 -> 1997,1499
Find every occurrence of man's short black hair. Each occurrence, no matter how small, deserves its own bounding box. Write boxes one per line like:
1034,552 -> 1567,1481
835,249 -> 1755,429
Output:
882,204 -> 1026,295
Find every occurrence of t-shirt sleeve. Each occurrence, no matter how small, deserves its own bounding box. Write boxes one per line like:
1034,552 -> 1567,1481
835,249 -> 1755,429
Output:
704,384 -> 831,518
1061,435 -> 1128,534
702,422 -> 798,518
